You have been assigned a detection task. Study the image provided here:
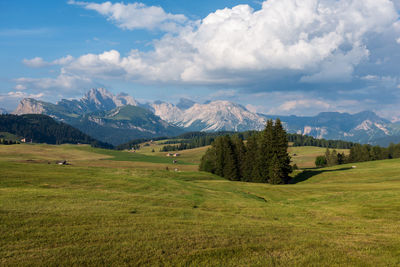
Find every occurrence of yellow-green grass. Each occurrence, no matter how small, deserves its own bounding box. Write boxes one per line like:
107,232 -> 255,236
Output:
1,144 -> 400,266
141,143 -> 348,168
137,141 -> 209,164
289,146 -> 349,168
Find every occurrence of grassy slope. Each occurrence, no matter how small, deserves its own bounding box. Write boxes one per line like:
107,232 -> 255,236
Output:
139,142 -> 349,168
1,144 -> 400,266
289,146 -> 349,168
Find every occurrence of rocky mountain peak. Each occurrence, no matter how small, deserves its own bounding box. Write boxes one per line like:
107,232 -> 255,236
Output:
13,98 -> 45,115
81,88 -> 138,111
176,98 -> 196,110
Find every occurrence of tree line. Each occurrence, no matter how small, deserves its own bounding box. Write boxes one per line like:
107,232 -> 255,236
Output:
0,139 -> 19,145
316,143 -> 400,167
0,114 -> 113,149
288,134 -> 355,149
157,131 -> 356,153
199,119 -> 292,184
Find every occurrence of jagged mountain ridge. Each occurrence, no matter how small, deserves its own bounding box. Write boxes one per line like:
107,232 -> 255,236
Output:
260,111 -> 400,144
12,88 -> 400,145
151,100 -> 400,144
13,88 -> 182,145
15,88 -> 138,116
151,100 -> 267,132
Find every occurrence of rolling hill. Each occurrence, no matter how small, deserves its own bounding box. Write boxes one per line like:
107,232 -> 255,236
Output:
1,144 -> 400,265
0,114 -> 112,148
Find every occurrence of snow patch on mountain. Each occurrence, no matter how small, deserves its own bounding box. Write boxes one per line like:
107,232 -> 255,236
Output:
152,100 -> 266,132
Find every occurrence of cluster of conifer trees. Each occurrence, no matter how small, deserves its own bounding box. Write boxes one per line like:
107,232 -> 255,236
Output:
199,119 -> 291,184
288,134 -> 355,149
0,114 -> 113,149
316,143 -> 400,167
0,139 -> 18,145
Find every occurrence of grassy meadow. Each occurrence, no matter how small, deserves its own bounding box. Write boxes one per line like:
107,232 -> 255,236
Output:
1,144 -> 400,266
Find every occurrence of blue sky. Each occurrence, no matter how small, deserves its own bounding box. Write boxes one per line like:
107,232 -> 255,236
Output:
1,0 -> 400,120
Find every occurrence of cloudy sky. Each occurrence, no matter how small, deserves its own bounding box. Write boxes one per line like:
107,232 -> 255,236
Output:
1,0 -> 400,120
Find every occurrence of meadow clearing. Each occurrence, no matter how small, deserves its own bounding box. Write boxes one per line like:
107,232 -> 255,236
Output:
1,144 -> 400,266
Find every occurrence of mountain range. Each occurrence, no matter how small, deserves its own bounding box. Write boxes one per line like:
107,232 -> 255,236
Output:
12,88 -> 400,146
13,88 -> 182,145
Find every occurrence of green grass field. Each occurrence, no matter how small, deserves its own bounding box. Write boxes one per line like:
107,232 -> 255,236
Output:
1,144 -> 400,266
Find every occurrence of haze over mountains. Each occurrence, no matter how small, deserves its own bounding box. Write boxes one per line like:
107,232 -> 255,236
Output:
12,88 -> 400,146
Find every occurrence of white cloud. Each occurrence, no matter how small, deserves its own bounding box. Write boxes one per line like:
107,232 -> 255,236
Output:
23,55 -> 73,68
15,72 -> 91,90
0,91 -> 44,110
14,84 -> 27,90
278,99 -> 331,112
5,91 -> 44,99
69,1 -> 188,32
19,0 -> 400,90
63,0 -> 398,84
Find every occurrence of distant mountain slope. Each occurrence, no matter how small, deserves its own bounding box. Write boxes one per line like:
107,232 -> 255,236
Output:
369,135 -> 400,147
0,108 -> 7,114
12,88 -> 400,145
13,88 -> 183,145
14,88 -> 138,116
0,114 -> 112,148
150,99 -> 400,144
74,105 -> 183,145
152,100 -> 267,132
260,111 -> 400,144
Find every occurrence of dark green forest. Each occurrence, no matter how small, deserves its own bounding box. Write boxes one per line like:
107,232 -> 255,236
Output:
316,143 -> 400,167
0,114 -> 113,148
199,119 -> 292,184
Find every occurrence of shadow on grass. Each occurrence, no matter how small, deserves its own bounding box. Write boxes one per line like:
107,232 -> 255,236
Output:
290,167 -> 353,184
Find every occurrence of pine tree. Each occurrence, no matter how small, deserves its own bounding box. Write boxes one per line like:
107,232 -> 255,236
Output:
273,118 -> 291,183
268,154 -> 285,184
222,136 -> 239,181
325,148 -> 331,165
330,149 -> 338,166
256,120 -> 274,183
214,137 -> 225,177
231,135 -> 246,179
242,134 -> 259,182
199,146 -> 216,173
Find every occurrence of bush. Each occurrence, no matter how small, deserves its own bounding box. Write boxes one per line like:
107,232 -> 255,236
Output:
315,156 -> 327,167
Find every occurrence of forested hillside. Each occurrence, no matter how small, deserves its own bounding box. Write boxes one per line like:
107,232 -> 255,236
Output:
0,114 -> 113,148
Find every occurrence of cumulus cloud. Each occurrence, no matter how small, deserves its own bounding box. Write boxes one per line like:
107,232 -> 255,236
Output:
17,0 -> 400,95
279,99 -> 331,112
68,0 -> 188,32
23,55 -> 73,68
14,84 -> 27,90
60,0 -> 398,86
15,71 -> 92,90
0,91 -> 45,110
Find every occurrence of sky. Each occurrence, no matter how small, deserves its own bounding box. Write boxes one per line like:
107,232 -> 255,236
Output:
1,0 -> 400,120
